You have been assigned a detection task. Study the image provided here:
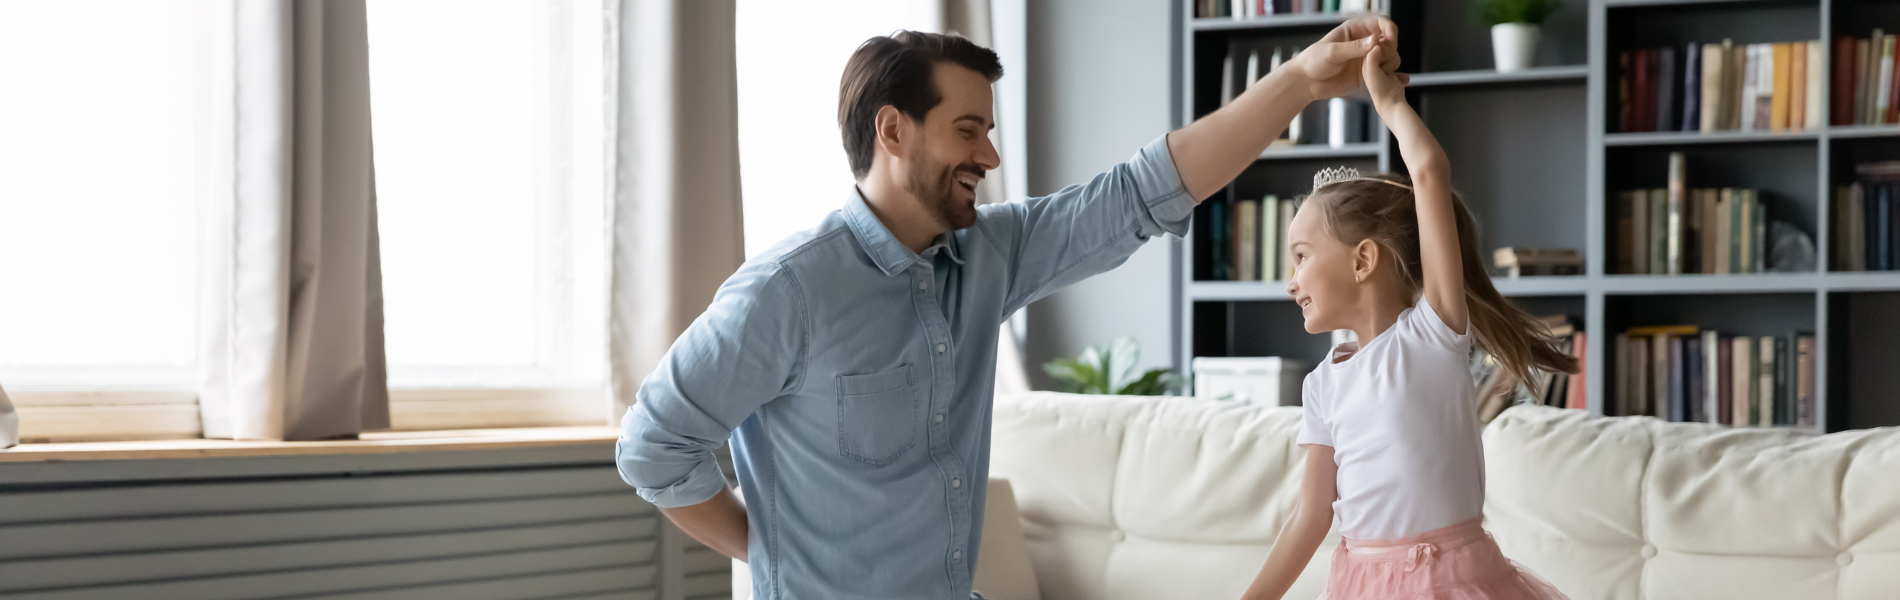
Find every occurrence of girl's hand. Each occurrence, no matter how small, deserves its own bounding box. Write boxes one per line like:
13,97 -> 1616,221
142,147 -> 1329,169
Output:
1361,44 -> 1407,112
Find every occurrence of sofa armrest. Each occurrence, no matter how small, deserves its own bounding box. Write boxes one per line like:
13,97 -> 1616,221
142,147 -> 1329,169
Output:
975,477 -> 1042,600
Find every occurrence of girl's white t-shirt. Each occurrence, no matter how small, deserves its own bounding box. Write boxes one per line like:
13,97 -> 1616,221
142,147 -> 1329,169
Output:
1296,298 -> 1486,541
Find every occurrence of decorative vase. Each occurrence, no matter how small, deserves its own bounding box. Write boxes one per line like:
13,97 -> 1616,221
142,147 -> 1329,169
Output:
1491,22 -> 1540,73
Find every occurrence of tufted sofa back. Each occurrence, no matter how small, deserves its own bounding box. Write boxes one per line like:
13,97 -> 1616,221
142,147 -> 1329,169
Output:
990,391 -> 1900,600
1483,402 -> 1900,599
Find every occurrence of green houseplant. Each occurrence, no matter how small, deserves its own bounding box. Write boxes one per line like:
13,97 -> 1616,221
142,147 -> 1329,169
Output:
1042,336 -> 1186,396
1478,0 -> 1560,72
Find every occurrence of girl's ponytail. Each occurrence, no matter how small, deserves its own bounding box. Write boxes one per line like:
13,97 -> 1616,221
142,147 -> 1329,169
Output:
1447,197 -> 1579,385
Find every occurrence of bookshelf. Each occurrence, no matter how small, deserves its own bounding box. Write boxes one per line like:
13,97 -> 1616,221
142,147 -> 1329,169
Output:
1171,0 -> 1900,432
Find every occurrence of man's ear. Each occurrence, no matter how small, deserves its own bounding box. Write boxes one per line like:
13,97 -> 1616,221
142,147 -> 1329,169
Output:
873,105 -> 907,161
1353,239 -> 1380,282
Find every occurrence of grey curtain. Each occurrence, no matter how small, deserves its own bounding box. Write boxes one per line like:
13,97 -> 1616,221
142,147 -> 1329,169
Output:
196,0 -> 389,441
606,0 -> 747,424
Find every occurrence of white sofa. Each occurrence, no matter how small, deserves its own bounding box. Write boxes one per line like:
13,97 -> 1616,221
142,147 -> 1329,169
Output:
980,391 -> 1900,600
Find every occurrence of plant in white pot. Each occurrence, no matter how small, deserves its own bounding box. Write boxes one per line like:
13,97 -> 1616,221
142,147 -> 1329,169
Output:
1480,0 -> 1560,73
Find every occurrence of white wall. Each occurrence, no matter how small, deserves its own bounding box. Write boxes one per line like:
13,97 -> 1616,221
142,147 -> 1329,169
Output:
1022,0 -> 1177,389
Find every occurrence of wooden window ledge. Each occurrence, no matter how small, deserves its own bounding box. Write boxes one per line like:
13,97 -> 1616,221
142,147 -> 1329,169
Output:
0,426 -> 621,463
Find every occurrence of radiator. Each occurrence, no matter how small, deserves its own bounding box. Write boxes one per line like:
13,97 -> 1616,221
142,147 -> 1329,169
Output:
0,449 -> 729,600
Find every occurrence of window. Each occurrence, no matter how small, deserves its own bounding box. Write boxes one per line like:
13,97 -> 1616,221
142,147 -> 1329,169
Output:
367,0 -> 609,428
0,1 -> 200,441
0,1 -> 196,386
0,1 -> 615,441
734,0 -> 941,257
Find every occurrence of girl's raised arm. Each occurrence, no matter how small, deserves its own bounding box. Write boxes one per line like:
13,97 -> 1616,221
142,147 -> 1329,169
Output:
1362,46 -> 1467,335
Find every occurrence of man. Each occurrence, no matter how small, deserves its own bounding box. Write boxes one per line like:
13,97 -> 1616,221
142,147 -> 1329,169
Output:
617,17 -> 1403,599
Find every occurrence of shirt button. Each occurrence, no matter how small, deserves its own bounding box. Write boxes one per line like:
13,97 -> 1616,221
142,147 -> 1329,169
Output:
936,343 -> 946,353
919,281 -> 928,291
952,550 -> 963,561
952,478 -> 962,489
935,413 -> 945,424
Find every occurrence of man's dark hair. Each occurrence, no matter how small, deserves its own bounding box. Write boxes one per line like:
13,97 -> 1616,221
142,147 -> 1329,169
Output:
838,31 -> 1002,179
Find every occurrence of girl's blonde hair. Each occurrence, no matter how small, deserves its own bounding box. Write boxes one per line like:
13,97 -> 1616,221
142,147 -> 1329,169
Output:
1305,173 -> 1578,385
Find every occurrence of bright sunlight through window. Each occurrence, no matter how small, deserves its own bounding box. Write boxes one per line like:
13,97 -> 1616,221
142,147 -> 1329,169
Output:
0,1 -> 196,387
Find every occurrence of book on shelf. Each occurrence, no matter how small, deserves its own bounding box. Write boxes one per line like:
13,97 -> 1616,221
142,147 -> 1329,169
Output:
1666,153 -> 1686,275
1832,161 -> 1900,272
1649,188 -> 1667,275
1235,199 -> 1259,281
1278,197 -> 1296,280
1493,247 -> 1581,278
1615,326 -> 1813,427
1262,196 -> 1280,282
1833,31 -> 1900,126
1624,38 -> 1822,134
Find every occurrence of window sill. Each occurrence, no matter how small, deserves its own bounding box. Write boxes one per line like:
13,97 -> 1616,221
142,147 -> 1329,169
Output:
0,426 -> 620,463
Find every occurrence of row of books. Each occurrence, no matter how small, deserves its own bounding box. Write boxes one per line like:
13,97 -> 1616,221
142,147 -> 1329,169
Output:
1617,40 -> 1824,134
1219,46 -> 1377,146
1614,152 -> 1781,275
1829,161 -> 1900,271
1207,196 -> 1300,282
1195,0 -> 1383,19
1832,33 -> 1900,126
1476,316 -> 1587,424
1612,326 -> 1815,428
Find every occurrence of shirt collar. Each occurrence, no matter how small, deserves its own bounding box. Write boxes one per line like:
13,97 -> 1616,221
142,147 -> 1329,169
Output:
844,187 -> 965,276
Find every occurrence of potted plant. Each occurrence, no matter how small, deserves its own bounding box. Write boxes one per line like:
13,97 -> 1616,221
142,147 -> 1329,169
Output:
1480,0 -> 1560,73
1042,336 -> 1186,396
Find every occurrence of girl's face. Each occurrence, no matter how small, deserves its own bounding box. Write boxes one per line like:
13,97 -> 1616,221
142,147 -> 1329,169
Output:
1284,205 -> 1363,335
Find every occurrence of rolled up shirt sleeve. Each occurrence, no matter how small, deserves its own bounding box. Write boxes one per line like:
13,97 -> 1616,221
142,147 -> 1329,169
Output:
978,133 -> 1196,314
615,261 -> 809,508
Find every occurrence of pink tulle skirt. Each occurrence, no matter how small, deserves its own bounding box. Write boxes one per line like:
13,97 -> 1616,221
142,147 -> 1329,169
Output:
1318,518 -> 1569,600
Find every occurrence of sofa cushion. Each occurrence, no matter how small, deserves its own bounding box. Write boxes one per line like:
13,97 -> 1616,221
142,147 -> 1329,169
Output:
991,392 -> 1336,600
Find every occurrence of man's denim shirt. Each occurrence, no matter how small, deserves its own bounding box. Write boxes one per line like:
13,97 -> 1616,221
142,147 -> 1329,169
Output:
616,134 -> 1195,599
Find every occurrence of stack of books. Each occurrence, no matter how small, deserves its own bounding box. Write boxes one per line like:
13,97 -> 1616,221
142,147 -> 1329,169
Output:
1615,152 -> 1779,275
1831,31 -> 1900,126
1493,247 -> 1582,278
1476,315 -> 1588,423
1613,327 -> 1815,428
1207,196 -> 1300,282
1617,39 -> 1823,134
1196,0 -> 1383,18
1830,161 -> 1900,271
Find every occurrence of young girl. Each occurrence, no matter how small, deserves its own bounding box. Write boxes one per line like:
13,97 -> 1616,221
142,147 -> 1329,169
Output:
1238,43 -> 1575,600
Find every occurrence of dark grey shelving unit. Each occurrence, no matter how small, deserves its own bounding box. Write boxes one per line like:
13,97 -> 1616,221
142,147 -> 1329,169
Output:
1170,0 -> 1900,432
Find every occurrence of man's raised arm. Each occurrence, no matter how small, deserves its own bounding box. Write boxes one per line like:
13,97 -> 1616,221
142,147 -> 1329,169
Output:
1165,15 -> 1403,200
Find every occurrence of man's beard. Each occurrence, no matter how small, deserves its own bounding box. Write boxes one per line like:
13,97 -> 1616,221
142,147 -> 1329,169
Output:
905,146 -> 982,230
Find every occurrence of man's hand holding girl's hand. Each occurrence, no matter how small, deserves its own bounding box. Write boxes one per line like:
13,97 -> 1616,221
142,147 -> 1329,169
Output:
1287,15 -> 1407,103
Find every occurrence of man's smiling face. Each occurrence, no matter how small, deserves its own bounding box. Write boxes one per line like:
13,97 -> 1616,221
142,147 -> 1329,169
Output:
901,62 -> 999,231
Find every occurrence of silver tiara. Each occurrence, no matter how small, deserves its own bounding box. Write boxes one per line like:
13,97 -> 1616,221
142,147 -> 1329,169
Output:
1312,166 -> 1413,192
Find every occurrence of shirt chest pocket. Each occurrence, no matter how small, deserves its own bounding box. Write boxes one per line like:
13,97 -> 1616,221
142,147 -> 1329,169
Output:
835,365 -> 921,467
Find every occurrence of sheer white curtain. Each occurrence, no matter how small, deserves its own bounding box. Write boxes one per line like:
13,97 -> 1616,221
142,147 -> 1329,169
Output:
195,0 -> 388,441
